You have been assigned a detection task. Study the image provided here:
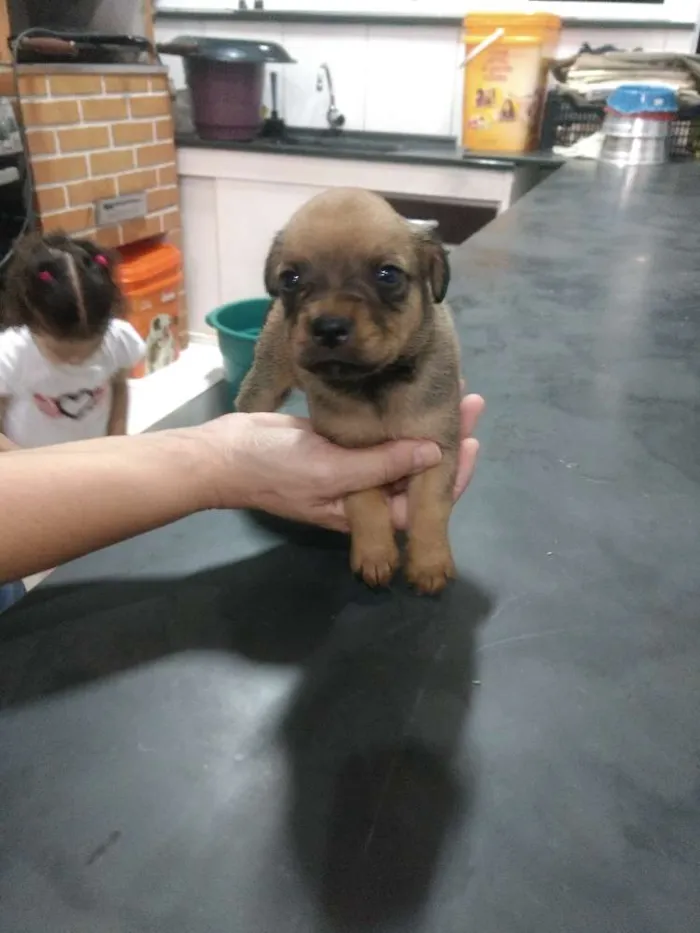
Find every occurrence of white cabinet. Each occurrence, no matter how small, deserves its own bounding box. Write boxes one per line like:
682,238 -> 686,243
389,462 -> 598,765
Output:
177,145 -> 525,338
215,179 -> 324,314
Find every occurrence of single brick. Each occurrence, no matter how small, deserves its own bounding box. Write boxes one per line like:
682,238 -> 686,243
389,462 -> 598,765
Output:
103,75 -> 150,94
159,207 -> 181,233
94,225 -> 123,249
157,164 -> 178,187
118,169 -> 157,195
130,95 -> 171,118
67,177 -> 117,207
49,75 -> 103,96
18,75 -> 48,96
150,75 -> 170,94
33,155 -> 89,186
137,142 -> 175,168
35,186 -> 67,214
147,186 -> 179,213
42,206 -> 95,235
154,118 -> 174,142
90,149 -> 134,176
22,99 -> 80,126
112,121 -> 153,146
120,215 -> 161,246
81,97 -> 128,122
26,128 -> 56,156
58,124 -> 111,153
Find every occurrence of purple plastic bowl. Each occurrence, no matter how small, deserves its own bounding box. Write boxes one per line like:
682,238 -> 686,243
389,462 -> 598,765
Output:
185,58 -> 264,142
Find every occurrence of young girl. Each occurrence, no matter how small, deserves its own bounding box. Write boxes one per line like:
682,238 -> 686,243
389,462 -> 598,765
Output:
0,232 -> 145,450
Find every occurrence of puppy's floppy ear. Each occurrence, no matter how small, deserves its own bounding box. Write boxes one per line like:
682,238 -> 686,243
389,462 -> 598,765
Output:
415,231 -> 450,304
264,230 -> 284,297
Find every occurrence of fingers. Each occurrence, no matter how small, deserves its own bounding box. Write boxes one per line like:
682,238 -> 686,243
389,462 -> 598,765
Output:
323,439 -> 442,496
389,436 -> 481,531
453,437 -> 480,500
247,412 -> 313,431
460,394 -> 485,441
388,493 -> 409,532
317,499 -> 350,534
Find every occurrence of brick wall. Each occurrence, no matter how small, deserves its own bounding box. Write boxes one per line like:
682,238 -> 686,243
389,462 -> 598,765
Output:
14,68 -> 187,342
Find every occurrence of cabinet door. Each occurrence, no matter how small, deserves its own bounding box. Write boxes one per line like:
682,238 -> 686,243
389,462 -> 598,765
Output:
214,179 -> 324,307
179,176 -> 220,337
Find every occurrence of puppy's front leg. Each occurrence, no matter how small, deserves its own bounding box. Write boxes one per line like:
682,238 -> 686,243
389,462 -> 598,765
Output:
235,303 -> 294,413
345,488 -> 400,588
405,454 -> 458,595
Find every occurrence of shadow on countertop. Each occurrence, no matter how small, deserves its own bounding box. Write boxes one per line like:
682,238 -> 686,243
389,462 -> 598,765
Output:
282,574 -> 490,930
0,526 -> 492,931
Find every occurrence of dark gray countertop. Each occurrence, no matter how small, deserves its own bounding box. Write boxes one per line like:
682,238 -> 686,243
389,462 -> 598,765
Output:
176,128 -> 564,171
1,161 -> 699,933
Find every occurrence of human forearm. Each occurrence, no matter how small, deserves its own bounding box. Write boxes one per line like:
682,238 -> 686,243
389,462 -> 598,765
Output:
0,428 -> 219,580
0,399 -> 484,583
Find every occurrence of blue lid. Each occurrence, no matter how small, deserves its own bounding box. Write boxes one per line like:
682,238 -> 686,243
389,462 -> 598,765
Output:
606,84 -> 678,115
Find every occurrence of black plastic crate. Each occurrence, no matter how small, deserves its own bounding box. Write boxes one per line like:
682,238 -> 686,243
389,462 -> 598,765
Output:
540,90 -> 700,159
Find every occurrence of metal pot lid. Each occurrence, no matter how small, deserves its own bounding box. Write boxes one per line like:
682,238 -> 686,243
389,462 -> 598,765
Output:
171,35 -> 294,64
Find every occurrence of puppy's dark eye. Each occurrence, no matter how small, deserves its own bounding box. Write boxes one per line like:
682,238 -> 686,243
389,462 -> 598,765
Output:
375,265 -> 404,287
279,269 -> 300,292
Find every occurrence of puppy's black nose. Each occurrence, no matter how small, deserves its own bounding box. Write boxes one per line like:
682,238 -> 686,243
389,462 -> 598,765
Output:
310,315 -> 352,348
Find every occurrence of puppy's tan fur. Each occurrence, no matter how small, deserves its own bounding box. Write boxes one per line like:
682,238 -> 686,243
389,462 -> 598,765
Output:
236,188 -> 461,594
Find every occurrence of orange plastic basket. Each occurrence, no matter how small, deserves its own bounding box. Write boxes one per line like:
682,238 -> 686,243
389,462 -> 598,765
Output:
117,241 -> 183,379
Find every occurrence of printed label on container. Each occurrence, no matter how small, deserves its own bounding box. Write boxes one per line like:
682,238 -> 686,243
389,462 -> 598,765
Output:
463,44 -> 545,153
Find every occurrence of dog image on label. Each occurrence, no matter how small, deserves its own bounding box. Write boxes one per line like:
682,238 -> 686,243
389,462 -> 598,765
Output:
236,188 -> 463,595
145,313 -> 176,374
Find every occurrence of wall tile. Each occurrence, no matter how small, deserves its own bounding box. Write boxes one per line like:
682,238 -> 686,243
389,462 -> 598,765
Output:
364,25 -> 462,137
155,21 -> 195,89
663,29 -> 695,54
278,24 -> 368,130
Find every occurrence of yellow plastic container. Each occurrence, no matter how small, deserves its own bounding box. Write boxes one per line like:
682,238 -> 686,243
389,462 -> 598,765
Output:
461,12 -> 561,154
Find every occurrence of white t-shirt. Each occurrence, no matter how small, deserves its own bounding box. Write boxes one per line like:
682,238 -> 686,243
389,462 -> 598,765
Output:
0,319 -> 145,448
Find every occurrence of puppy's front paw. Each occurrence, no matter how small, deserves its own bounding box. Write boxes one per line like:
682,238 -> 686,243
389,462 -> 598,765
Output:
405,547 -> 456,595
351,539 -> 400,589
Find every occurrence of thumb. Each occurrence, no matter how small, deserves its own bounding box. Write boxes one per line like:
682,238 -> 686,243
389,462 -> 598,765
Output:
326,439 -> 442,496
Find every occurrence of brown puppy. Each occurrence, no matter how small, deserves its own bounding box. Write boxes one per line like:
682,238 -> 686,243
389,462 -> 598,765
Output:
236,188 -> 461,594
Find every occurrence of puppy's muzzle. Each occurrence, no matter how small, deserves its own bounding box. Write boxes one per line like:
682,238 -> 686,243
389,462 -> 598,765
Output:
310,314 -> 353,349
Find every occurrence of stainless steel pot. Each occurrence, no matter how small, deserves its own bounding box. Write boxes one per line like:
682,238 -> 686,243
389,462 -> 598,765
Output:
599,134 -> 669,167
599,108 -> 672,167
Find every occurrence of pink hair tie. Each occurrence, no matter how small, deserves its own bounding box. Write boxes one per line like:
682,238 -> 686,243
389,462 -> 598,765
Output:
95,254 -> 109,267
38,270 -> 53,283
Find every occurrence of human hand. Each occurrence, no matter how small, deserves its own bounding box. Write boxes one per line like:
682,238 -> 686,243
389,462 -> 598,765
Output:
199,394 -> 484,532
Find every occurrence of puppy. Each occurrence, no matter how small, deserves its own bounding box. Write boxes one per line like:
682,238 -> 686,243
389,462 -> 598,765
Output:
236,188 -> 461,594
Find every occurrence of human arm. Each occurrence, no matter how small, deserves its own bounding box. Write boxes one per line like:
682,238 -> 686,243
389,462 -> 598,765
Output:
107,370 -> 129,436
0,331 -> 21,451
0,395 -> 483,581
105,320 -> 144,438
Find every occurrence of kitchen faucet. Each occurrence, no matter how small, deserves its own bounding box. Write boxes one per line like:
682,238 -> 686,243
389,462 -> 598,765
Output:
317,63 -> 345,133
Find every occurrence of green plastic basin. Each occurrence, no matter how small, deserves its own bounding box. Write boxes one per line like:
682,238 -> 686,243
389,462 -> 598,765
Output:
206,297 -> 268,407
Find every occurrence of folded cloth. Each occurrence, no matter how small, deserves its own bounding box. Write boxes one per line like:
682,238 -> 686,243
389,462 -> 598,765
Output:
553,131 -> 604,160
551,51 -> 700,108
